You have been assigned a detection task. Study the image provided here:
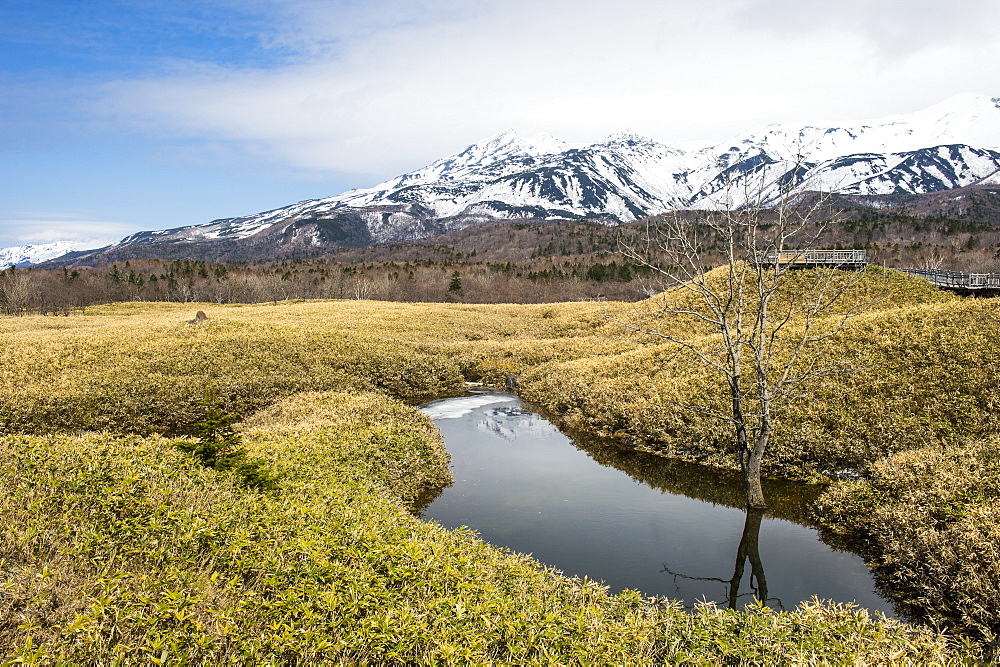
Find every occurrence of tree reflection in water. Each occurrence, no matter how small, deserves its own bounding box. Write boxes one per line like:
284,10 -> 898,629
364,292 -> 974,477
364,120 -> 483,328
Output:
663,508 -> 784,611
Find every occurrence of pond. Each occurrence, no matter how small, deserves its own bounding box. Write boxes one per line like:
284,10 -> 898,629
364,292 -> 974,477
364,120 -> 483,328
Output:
419,390 -> 896,617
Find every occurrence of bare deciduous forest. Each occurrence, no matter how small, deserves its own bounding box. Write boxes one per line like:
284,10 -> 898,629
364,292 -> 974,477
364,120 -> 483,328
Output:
3,213 -> 999,315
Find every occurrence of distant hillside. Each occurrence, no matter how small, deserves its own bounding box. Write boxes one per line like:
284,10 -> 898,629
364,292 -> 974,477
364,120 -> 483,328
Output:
838,183 -> 1000,224
6,211 -> 999,317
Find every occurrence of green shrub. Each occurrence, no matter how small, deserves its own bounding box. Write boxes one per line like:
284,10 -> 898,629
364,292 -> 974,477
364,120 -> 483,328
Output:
175,402 -> 281,491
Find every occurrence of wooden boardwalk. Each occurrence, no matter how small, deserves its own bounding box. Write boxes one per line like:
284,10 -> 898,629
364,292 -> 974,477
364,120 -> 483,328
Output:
755,249 -> 868,269
899,268 -> 1000,292
760,249 -> 1000,294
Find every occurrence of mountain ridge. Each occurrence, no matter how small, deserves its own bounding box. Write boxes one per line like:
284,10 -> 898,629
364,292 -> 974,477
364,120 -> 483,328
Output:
15,93 -> 1000,266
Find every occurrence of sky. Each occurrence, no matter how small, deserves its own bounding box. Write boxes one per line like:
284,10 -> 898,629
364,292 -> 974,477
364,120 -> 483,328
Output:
2,0 -> 999,250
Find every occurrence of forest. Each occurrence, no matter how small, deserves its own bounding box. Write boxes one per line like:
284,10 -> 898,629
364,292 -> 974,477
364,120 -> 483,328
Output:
3,213 -> 1000,315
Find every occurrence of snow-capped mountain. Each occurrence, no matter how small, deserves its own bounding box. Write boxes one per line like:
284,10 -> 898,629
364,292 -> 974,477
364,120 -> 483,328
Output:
0,241 -> 82,268
53,93 -> 1000,265
704,92 -> 1000,165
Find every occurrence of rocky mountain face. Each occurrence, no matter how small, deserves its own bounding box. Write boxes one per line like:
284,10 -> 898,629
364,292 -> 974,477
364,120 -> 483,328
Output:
31,93 -> 1000,265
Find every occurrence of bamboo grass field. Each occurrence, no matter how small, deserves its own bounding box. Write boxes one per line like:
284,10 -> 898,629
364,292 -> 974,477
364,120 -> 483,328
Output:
1,267 -> 996,662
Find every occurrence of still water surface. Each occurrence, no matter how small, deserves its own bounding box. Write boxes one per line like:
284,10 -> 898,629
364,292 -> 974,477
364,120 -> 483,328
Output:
419,390 -> 894,616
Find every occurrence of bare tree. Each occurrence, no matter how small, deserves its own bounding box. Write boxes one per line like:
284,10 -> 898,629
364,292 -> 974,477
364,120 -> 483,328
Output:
0,267 -> 34,316
352,278 -> 374,300
614,160 -> 878,509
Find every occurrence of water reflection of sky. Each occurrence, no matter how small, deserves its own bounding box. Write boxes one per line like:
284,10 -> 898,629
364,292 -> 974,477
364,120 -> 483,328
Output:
420,391 -> 897,617
421,394 -> 517,420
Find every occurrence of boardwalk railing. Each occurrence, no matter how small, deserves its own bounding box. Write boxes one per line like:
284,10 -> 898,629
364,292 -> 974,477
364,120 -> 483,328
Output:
899,268 -> 1000,291
754,249 -> 868,268
752,249 -> 1000,293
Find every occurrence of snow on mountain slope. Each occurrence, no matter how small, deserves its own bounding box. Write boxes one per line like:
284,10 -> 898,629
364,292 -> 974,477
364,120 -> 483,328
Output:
325,92 -> 1000,219
64,93 -> 1000,261
336,129 -> 576,207
811,145 -> 1000,196
0,241 -> 82,268
365,133 -> 694,222
101,130 -> 577,249
705,92 -> 1000,166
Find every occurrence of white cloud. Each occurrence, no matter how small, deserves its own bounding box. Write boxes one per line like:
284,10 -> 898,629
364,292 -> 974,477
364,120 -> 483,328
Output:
727,0 -> 1000,58
1,213 -> 138,249
93,0 -> 1000,181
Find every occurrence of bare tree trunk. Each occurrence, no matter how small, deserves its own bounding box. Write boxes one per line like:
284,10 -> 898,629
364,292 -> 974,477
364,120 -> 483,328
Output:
743,430 -> 769,510
730,378 -> 763,508
613,157 -> 875,512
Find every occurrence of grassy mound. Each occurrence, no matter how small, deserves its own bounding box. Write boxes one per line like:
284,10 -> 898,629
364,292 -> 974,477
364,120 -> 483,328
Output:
815,438 -> 1000,643
519,272 -> 999,480
0,303 -> 465,436
1,391 -> 954,663
0,299 -> 626,436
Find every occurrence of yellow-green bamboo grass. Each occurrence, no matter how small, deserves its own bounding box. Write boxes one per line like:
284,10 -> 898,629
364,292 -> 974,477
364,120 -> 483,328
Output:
519,268 -> 999,481
0,302 -> 467,435
1,392 -> 951,663
815,437 -> 1000,641
509,268 -> 1000,643
0,299 -> 641,436
0,274 -> 993,660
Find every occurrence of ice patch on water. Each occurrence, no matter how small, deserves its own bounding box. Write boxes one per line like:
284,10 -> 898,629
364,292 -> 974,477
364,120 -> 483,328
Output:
421,394 -> 517,420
